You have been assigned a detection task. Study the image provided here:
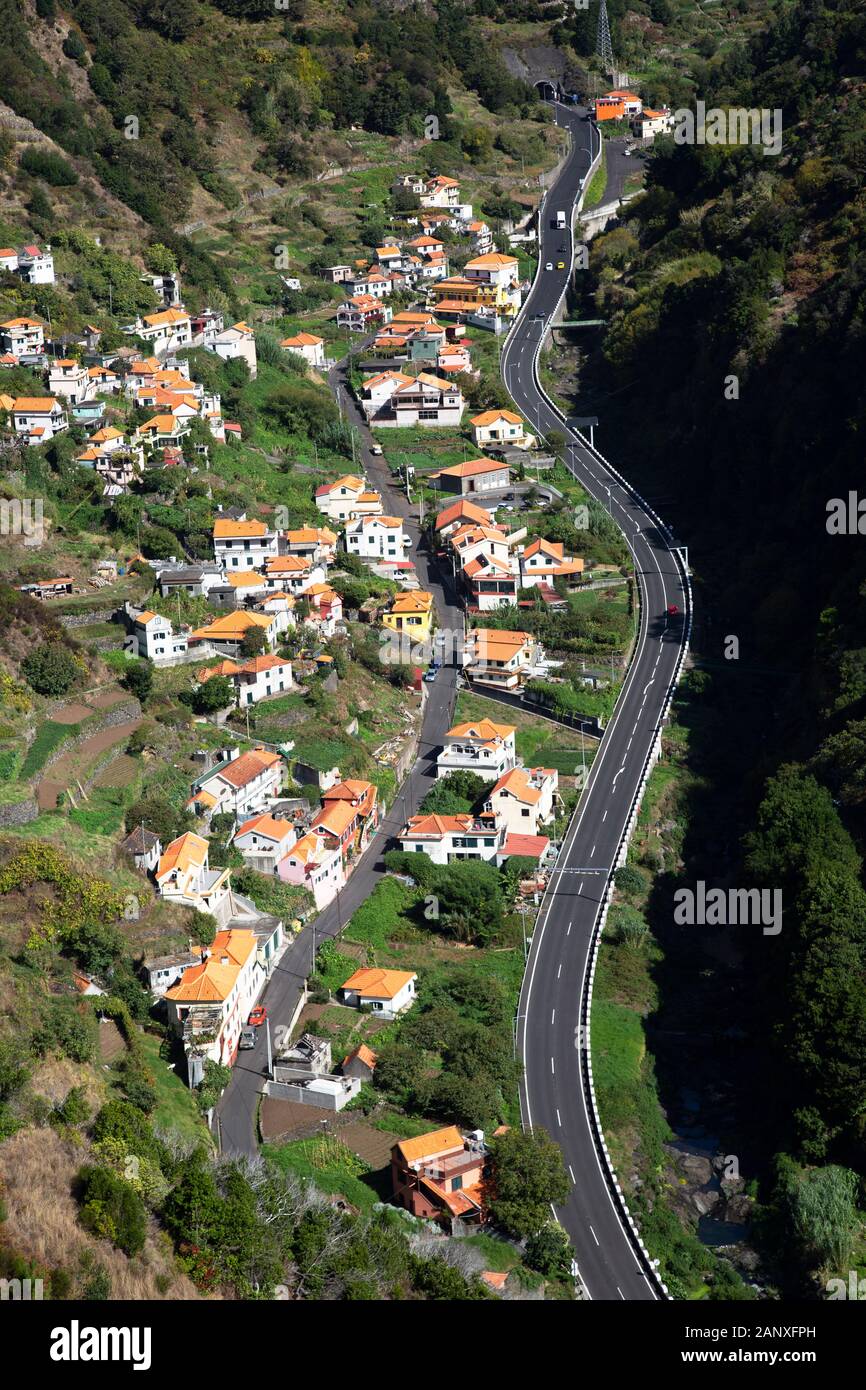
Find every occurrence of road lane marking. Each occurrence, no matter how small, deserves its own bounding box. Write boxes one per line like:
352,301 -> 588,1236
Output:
551,1057 -> 555,1074
602,809 -> 607,822
590,844 -> 596,857
569,1165 -> 576,1183
557,1109 -> 562,1127
589,1225 -> 600,1246
567,920 -> 572,935
557,962 -> 563,979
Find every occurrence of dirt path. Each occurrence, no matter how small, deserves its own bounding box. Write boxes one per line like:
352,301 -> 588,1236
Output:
37,719 -> 141,811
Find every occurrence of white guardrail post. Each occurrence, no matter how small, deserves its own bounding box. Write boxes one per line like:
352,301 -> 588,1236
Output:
509,109 -> 691,1302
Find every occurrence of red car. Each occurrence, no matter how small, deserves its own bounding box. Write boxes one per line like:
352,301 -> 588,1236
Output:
666,604 -> 680,616
248,1006 -> 268,1027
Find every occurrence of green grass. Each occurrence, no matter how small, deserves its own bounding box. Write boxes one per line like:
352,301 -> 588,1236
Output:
67,785 -> 130,836
344,877 -> 419,950
583,153 -> 608,210
138,1031 -> 213,1146
264,1135 -> 381,1212
20,719 -> 84,778
590,995 -> 648,1134
463,1232 -> 521,1272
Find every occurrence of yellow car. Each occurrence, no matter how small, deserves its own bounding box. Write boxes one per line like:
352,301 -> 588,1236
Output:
556,260 -> 566,270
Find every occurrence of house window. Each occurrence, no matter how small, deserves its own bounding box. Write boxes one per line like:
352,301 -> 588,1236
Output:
522,808 -> 530,818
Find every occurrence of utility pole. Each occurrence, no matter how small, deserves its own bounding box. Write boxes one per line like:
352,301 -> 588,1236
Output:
596,0 -> 615,78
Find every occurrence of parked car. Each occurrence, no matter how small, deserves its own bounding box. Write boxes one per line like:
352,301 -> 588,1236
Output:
423,667 -> 438,683
370,444 -> 383,456
239,1027 -> 257,1050
248,1006 -> 268,1027
545,261 -> 553,271
502,491 -> 516,501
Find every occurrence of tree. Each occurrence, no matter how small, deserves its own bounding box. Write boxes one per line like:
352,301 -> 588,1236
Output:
429,860 -> 504,943
125,793 -> 190,846
372,1043 -> 425,1103
22,642 -> 80,695
525,1223 -> 574,1280
124,660 -> 153,702
193,675 -> 235,714
486,1128 -> 570,1238
241,627 -> 267,659
77,1165 -> 147,1257
420,771 -> 488,816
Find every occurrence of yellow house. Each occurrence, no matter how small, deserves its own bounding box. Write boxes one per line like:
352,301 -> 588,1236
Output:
381,590 -> 434,642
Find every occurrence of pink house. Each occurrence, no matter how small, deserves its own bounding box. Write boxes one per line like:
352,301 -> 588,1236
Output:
279,830 -> 345,909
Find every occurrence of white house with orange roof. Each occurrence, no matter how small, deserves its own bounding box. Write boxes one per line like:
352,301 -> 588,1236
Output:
299,582 -> 343,636
205,321 -> 257,378
0,317 -> 44,356
462,551 -> 520,611
187,746 -> 284,822
128,607 -> 191,664
196,650 -> 293,706
283,525 -> 338,564
398,811 -> 505,865
164,926 -> 262,1075
155,832 -> 234,921
437,718 -> 517,780
484,766 -> 559,836
470,408 -> 530,448
462,252 -> 522,314
419,174 -> 460,208
384,371 -> 464,428
337,295 -> 392,332
344,514 -> 411,562
48,359 -> 93,405
520,538 -> 585,589
130,307 -> 192,355
189,609 -> 281,656
315,475 -> 384,522
213,515 -> 280,569
232,812 -> 297,872
434,497 -> 494,539
280,331 -> 325,368
463,627 -> 540,689
339,966 -> 417,1018
11,396 -> 68,444
263,555 -> 325,595
359,369 -> 414,420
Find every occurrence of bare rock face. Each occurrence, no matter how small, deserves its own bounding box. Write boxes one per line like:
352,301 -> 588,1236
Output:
692,1189 -> 721,1217
722,1194 -> 754,1225
679,1152 -> 714,1186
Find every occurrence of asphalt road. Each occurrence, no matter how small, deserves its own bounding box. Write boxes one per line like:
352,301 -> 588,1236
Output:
503,104 -> 689,1301
217,355 -> 463,1156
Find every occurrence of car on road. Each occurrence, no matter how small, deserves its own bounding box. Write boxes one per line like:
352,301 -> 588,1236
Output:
248,1006 -> 268,1027
239,1027 -> 257,1050
423,666 -> 438,683
556,260 -> 566,270
666,604 -> 680,616
502,491 -> 516,501
545,261 -> 553,271
370,444 -> 383,456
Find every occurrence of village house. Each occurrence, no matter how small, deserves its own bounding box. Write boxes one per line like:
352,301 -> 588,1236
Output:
263,555 -> 324,595
340,1043 -> 378,1084
205,321 -> 258,378
120,825 -> 162,874
164,927 -> 262,1081
632,107 -> 674,141
337,295 -> 392,333
315,475 -> 384,522
0,317 -> 44,356
213,516 -> 280,569
381,589 -> 434,643
155,832 -> 234,921
463,627 -> 540,690
10,396 -> 68,444
436,718 -> 517,781
187,746 -> 284,822
520,538 -> 585,589
434,497 -> 494,540
280,332 -> 325,367
484,765 -> 559,836
135,414 -> 191,449
189,610 -> 280,656
432,457 -> 510,496
299,582 -> 343,637
6,244 -> 55,284
391,1126 -> 487,1224
156,561 -> 225,598
141,949 -> 201,997
359,369 -> 414,421
197,651 -> 293,706
339,967 -> 417,1019
471,408 -> 530,449
283,525 -> 338,564
420,174 -> 461,208
343,514 -> 411,562
47,359 -> 93,405
232,812 -> 296,873
132,307 -> 193,355
389,372 -> 465,428
127,607 -> 191,665
398,811 -> 505,865
279,829 -> 345,910
462,551 -> 520,612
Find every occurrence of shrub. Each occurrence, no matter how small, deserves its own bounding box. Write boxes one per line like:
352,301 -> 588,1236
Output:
77,1165 -> 147,1256
20,147 -> 79,187
22,642 -> 80,695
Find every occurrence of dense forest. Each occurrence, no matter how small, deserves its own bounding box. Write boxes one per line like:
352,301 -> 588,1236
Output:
579,0 -> 866,1291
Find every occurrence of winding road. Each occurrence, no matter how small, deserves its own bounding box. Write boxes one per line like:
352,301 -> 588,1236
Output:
503,104 -> 691,1300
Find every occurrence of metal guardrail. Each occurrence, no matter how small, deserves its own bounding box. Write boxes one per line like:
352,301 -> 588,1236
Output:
508,107 -> 693,1301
